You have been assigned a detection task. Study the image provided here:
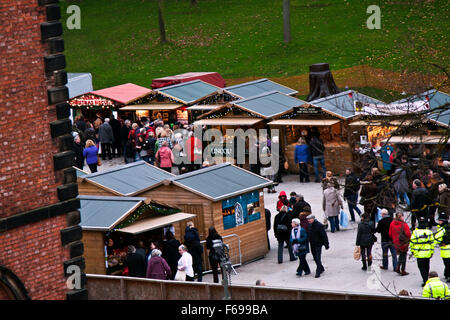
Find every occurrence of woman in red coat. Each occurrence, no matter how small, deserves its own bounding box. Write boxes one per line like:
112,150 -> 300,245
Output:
277,191 -> 289,212
146,249 -> 172,280
389,212 -> 411,275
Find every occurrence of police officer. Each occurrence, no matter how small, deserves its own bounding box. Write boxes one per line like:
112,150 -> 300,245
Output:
410,216 -> 435,286
435,213 -> 450,282
422,271 -> 450,299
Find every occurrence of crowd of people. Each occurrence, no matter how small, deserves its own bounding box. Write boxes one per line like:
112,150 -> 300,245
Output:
106,222 -> 226,283
72,114 -> 206,174
271,151 -> 449,299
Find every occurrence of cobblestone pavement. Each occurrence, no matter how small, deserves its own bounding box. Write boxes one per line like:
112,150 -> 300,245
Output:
85,159 -> 444,297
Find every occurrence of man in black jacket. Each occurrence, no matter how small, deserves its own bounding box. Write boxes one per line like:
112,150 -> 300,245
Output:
109,115 -> 122,158
292,194 -> 311,219
307,214 -> 329,278
376,209 -> 397,271
310,134 -> 326,183
411,179 -> 431,229
344,168 -> 362,222
273,207 -> 296,263
184,221 -> 204,282
265,208 -> 271,250
124,245 -> 146,278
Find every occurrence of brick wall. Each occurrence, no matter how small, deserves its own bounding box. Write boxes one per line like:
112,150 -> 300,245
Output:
0,215 -> 70,300
0,1 -> 60,217
0,1 -> 76,300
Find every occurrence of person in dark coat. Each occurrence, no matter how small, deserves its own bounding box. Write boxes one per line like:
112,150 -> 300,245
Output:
98,118 -> 114,160
184,221 -> 204,282
411,179 -> 431,229
109,115 -> 122,158
265,208 -> 271,250
162,231 -> 181,280
359,175 -> 378,223
376,209 -> 397,270
309,134 -> 326,182
120,120 -> 132,163
145,249 -> 172,280
75,115 -> 86,132
306,214 -> 329,278
292,194 -> 311,219
344,168 -> 362,222
273,205 -> 296,263
205,226 -> 223,284
356,214 -> 376,271
124,245 -> 147,278
73,135 -> 85,170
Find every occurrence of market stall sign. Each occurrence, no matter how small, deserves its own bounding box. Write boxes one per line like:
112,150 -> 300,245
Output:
222,191 -> 261,230
293,106 -> 322,115
70,94 -> 116,107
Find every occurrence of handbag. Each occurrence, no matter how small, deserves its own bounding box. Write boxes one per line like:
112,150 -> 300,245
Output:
353,246 -> 361,261
284,161 -> 289,171
174,269 -> 186,281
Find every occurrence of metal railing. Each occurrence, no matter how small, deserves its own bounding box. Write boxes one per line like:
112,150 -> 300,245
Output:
200,234 -> 242,274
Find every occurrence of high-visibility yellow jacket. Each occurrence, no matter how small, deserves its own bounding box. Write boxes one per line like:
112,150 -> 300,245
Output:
422,277 -> 450,299
434,225 -> 450,258
410,228 -> 434,259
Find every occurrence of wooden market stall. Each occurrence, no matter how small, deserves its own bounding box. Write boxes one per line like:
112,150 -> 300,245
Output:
77,161 -> 273,265
69,83 -> 153,123
223,78 -> 298,99
78,195 -> 195,275
194,91 -> 307,167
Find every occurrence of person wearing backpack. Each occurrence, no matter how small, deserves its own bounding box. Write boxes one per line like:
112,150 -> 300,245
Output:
389,211 -> 411,276
435,213 -> 450,282
274,205 -> 296,264
206,226 -> 223,284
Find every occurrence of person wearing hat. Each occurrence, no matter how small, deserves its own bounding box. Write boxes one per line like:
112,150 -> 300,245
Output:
290,218 -> 311,277
410,216 -> 435,286
435,213 -> 450,282
98,117 -> 114,161
306,214 -> 329,278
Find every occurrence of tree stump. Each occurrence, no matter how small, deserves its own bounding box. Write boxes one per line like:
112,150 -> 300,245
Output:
306,63 -> 340,102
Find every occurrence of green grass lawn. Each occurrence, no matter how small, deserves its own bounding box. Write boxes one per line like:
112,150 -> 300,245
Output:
61,0 -> 449,90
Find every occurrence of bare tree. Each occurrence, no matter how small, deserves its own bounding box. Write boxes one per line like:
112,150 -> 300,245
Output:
157,0 -> 168,44
283,0 -> 291,43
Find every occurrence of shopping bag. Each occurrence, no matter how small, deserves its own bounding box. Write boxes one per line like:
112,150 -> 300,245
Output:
339,210 -> 349,228
353,246 -> 361,261
375,207 -> 382,223
174,270 -> 186,281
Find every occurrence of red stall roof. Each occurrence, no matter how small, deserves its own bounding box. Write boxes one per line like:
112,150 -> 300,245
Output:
90,83 -> 152,105
151,72 -> 226,89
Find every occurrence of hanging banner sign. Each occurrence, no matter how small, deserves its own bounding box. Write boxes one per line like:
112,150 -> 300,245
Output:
70,94 -> 116,107
355,100 -> 429,116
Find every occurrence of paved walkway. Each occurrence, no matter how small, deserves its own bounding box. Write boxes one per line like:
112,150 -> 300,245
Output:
85,159 -> 445,298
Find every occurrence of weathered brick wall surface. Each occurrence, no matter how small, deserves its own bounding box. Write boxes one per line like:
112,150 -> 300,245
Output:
0,215 -> 70,299
0,0 -> 72,300
0,1 -> 60,217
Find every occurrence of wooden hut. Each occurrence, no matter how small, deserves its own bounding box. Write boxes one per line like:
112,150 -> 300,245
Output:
78,195 -> 195,275
77,161 -> 273,264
